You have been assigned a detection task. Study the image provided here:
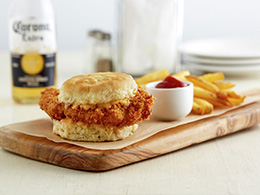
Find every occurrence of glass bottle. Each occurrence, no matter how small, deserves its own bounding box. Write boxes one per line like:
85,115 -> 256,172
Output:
9,0 -> 57,103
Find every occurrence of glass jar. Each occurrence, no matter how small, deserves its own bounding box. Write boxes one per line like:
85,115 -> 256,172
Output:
117,0 -> 183,76
84,30 -> 113,73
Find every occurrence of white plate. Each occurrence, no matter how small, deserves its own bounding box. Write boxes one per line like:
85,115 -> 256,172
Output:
182,38 -> 260,58
182,54 -> 260,65
183,62 -> 260,75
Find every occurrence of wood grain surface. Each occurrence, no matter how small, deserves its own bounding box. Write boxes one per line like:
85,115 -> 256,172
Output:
0,101 -> 260,171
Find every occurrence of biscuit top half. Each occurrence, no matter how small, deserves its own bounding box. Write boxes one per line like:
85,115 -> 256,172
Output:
58,72 -> 138,105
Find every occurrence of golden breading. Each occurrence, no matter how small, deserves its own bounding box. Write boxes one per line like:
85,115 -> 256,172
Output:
39,87 -> 155,127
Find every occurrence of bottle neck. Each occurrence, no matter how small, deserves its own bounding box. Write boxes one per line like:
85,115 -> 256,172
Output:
9,0 -> 55,19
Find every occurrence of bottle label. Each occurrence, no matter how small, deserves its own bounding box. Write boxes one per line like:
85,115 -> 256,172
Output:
9,17 -> 56,52
11,53 -> 56,88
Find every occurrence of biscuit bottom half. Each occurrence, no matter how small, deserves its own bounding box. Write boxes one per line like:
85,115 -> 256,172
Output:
53,119 -> 138,142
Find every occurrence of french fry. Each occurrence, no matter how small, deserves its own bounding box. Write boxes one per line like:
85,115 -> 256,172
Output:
135,69 -> 170,87
228,96 -> 246,106
223,90 -> 242,99
172,70 -> 190,81
193,86 -> 232,107
186,75 -> 219,93
193,86 -> 217,102
193,97 -> 213,114
213,81 -> 235,90
200,72 -> 225,82
224,90 -> 246,106
217,90 -> 242,100
205,99 -> 230,107
192,101 -> 204,115
216,90 -> 229,99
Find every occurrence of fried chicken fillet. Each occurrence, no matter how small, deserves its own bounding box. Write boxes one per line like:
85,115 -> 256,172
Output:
39,87 -> 154,127
39,72 -> 155,142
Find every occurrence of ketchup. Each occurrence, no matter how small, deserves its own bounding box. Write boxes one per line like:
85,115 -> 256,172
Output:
156,75 -> 188,88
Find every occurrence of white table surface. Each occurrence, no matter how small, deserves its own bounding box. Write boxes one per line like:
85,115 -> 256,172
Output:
0,51 -> 260,195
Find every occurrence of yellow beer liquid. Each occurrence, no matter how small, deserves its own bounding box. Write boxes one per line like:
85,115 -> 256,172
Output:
12,84 -> 56,104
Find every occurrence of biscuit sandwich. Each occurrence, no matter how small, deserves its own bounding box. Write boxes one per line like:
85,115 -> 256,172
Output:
39,72 -> 155,141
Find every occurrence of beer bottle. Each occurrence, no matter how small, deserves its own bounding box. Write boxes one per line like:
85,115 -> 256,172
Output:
9,0 -> 57,103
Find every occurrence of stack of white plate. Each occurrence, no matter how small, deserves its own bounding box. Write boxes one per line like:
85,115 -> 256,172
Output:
181,38 -> 260,75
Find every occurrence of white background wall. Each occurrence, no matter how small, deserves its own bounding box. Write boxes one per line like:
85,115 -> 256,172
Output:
1,0 -> 260,51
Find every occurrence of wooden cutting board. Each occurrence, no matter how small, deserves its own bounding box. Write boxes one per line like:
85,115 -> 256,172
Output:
0,101 -> 260,171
